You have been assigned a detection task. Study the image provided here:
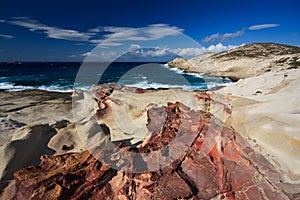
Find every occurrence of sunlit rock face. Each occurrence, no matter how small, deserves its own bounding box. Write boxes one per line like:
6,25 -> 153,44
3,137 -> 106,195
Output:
168,43 -> 300,80
217,68 -> 300,183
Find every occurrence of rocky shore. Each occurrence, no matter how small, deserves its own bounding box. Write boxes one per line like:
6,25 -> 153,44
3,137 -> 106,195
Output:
1,42 -> 300,199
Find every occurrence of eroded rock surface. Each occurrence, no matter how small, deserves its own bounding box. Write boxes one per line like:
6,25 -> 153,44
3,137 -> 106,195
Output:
6,101 -> 299,199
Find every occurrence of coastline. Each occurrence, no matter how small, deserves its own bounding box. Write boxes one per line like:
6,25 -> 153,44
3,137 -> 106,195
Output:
1,43 -> 300,198
1,66 -> 300,196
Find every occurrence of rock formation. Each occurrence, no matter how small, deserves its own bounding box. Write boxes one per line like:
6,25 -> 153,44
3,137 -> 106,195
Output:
0,104 -> 291,199
4,86 -> 300,199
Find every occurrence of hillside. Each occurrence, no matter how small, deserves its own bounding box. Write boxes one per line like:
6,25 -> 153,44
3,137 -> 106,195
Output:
167,42 -> 300,80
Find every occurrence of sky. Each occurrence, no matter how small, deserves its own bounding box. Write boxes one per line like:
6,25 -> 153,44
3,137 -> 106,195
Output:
0,0 -> 299,61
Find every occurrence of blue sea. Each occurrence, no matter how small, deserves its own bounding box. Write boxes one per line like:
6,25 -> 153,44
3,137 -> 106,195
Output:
0,62 -> 231,92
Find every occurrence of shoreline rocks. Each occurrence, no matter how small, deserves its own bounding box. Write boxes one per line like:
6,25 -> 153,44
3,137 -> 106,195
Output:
5,102 -> 299,199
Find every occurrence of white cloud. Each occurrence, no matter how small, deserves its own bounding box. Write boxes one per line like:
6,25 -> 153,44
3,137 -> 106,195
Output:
201,33 -> 221,43
69,55 -> 77,58
222,29 -> 244,41
248,24 -> 280,30
172,43 -> 242,57
93,24 -> 184,46
0,34 -> 14,39
47,29 -> 92,41
81,43 -> 243,61
207,43 -> 242,52
133,48 -> 170,57
202,23 -> 279,43
88,24 -> 182,43
0,20 -> 5,23
103,26 -> 134,33
144,24 -> 184,40
202,29 -> 244,43
5,18 -> 184,46
172,47 -> 207,57
9,18 -> 92,42
81,51 -> 118,61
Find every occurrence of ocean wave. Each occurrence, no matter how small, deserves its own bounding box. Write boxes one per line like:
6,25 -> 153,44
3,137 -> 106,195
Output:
0,80 -> 230,93
0,82 -> 74,92
206,81 -> 232,90
0,82 -> 35,91
163,63 -> 204,78
167,66 -> 185,74
163,63 -> 169,68
125,80 -> 209,91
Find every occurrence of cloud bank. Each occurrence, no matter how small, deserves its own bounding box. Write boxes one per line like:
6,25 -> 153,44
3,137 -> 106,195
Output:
9,18 -> 92,42
82,43 -> 242,61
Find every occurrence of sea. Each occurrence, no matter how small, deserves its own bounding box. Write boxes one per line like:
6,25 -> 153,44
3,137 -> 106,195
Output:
0,62 -> 232,92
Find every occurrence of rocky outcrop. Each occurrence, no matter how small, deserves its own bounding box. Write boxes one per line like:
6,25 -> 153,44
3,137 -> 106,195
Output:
4,101 -> 300,199
167,43 -> 300,80
167,57 -> 195,71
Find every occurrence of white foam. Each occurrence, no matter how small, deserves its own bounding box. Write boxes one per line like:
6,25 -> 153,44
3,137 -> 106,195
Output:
124,78 -> 232,91
37,85 -> 74,93
168,67 -> 185,74
206,81 -> 232,90
186,72 -> 204,78
162,63 -> 232,89
163,63 -> 204,78
125,80 -> 203,91
0,82 -> 35,91
0,82 -> 74,93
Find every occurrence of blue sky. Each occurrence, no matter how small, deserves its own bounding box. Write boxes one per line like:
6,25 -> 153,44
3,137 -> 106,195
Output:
0,0 -> 299,61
